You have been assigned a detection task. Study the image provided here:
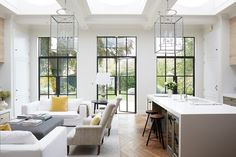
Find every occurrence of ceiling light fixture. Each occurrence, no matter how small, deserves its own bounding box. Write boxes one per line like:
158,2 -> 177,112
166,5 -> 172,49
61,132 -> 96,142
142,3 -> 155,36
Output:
50,0 -> 79,55
154,0 -> 184,54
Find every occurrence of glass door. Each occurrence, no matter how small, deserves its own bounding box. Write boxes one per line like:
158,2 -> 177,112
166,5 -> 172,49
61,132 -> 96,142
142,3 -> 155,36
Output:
97,36 -> 136,113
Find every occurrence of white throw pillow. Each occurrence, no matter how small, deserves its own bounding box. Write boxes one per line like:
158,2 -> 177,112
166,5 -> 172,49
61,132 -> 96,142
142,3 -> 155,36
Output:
68,99 -> 83,111
38,99 -> 51,111
0,131 -> 38,144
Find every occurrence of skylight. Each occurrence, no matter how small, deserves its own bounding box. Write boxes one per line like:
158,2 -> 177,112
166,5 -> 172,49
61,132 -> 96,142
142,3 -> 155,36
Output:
1,0 -> 62,14
87,0 -> 147,14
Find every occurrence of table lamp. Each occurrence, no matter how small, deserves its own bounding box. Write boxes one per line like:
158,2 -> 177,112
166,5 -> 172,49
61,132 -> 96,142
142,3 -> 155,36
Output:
96,73 -> 110,101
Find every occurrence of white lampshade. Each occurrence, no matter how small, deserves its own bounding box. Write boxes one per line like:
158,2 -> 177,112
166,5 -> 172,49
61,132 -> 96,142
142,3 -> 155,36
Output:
96,73 -> 111,85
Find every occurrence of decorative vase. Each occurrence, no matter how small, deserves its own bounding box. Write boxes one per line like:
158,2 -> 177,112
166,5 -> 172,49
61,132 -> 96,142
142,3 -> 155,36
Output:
168,89 -> 173,98
0,101 -> 8,110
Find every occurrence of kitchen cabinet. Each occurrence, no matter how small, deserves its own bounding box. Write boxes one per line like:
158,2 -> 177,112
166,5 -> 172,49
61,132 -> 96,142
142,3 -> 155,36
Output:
167,113 -> 179,157
230,16 -> 236,65
0,17 -> 4,63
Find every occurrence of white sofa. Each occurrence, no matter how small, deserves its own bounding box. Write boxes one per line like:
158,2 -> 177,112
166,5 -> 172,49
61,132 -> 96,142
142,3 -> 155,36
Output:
0,126 -> 67,157
22,99 -> 90,126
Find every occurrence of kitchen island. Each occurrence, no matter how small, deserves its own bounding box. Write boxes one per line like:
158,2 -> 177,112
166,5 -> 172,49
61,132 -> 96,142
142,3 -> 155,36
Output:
147,94 -> 236,157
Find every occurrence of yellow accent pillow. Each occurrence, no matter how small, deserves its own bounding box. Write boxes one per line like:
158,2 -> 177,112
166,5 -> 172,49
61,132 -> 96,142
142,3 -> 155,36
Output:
0,123 -> 12,131
90,115 -> 101,125
50,96 -> 68,112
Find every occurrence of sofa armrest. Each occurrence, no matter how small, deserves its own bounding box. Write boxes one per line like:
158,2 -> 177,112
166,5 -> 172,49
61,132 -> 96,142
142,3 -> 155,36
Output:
22,101 -> 40,114
39,126 -> 67,157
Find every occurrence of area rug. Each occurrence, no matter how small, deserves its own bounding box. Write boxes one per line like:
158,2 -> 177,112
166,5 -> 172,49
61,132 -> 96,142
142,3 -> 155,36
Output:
68,115 -> 120,157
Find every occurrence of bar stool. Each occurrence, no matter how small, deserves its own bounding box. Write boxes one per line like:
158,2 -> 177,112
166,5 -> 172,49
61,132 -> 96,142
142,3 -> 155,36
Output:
142,110 -> 159,136
146,114 -> 165,149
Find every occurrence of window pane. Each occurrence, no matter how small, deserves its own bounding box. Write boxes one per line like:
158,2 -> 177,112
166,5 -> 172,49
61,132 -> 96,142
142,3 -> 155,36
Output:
98,38 -> 106,56
108,76 -> 116,95
176,59 -> 184,76
185,59 -> 193,75
68,58 -> 76,76
49,59 -> 57,76
98,58 -> 106,73
166,59 -> 174,76
58,58 -> 67,76
185,38 -> 194,56
49,77 -> 56,94
119,59 -> 127,76
107,37 -> 116,56
39,37 -> 49,56
68,76 -> 76,94
40,59 -> 48,76
117,37 -> 126,56
177,77 -> 184,94
128,59 -> 135,76
40,77 -> 48,94
157,77 -> 165,93
176,50 -> 184,56
157,58 -> 165,76
127,76 -> 135,94
108,59 -> 116,75
119,76 -> 127,93
60,77 -> 67,94
185,77 -> 193,95
127,38 -> 136,56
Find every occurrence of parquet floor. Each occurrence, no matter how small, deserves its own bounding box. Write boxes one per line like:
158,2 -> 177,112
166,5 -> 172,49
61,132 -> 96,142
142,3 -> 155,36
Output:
118,114 -> 169,157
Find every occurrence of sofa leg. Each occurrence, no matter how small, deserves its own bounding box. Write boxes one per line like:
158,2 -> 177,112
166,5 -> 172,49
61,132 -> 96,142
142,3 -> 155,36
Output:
97,145 -> 100,155
108,128 -> 111,136
67,145 -> 70,155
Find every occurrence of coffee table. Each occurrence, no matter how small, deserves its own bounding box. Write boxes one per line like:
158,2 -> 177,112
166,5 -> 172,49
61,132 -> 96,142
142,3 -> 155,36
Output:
10,117 -> 63,140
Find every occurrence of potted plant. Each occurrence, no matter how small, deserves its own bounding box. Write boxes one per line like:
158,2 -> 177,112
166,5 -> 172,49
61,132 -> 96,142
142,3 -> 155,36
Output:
165,81 -> 177,97
0,90 -> 10,110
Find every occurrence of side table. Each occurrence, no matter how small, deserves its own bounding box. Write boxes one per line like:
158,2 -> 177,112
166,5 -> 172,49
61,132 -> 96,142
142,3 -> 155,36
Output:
91,100 -> 108,114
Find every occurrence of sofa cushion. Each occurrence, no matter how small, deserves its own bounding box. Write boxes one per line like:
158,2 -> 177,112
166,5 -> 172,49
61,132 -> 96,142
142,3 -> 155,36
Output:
0,123 -> 11,131
38,99 -> 51,111
68,99 -> 83,111
0,130 -> 38,144
31,111 -> 80,119
50,96 -> 68,112
90,114 -> 101,125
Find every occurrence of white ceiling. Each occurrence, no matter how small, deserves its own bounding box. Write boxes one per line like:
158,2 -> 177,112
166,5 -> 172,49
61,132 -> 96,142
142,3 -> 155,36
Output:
0,0 -> 236,29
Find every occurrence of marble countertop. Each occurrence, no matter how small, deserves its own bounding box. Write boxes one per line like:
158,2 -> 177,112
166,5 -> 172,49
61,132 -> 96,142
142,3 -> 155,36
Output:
148,94 -> 236,117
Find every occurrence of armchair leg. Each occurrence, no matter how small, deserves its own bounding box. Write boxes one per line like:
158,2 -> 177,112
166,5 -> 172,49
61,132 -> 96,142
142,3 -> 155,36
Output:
102,137 -> 104,144
67,145 -> 70,155
97,145 -> 101,155
108,128 -> 111,136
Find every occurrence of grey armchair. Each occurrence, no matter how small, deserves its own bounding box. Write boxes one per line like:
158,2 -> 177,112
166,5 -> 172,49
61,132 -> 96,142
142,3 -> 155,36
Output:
106,96 -> 122,136
67,103 -> 115,155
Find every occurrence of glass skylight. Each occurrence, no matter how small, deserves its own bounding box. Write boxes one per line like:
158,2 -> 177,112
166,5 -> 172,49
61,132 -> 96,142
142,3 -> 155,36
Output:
87,0 -> 147,14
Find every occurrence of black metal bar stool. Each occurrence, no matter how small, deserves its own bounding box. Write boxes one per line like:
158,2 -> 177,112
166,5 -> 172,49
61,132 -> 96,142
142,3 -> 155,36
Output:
142,110 -> 159,136
146,114 -> 165,149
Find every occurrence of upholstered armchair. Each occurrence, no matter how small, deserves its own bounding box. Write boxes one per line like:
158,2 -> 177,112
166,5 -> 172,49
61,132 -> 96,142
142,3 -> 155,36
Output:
106,96 -> 122,136
67,103 -> 115,155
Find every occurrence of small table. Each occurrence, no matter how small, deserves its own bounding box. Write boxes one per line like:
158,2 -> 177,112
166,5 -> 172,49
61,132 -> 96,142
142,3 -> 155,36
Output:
10,117 -> 63,140
91,100 -> 108,114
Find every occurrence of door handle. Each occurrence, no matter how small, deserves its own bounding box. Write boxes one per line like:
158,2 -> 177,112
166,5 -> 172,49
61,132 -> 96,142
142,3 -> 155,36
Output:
215,85 -> 218,91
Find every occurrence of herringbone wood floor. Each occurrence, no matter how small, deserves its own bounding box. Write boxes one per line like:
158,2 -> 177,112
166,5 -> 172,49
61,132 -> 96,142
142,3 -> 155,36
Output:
118,114 -> 169,157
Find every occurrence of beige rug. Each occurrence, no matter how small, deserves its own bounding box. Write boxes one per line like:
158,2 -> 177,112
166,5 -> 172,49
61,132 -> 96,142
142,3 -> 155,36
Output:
68,115 -> 120,157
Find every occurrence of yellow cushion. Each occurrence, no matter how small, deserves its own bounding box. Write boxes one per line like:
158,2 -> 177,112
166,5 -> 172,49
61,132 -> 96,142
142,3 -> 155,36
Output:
90,115 -> 101,125
0,123 -> 12,131
50,96 -> 68,112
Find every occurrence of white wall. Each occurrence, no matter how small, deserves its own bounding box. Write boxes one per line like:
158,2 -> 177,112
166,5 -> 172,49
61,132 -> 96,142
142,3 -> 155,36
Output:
202,15 -> 236,102
29,25 -> 204,113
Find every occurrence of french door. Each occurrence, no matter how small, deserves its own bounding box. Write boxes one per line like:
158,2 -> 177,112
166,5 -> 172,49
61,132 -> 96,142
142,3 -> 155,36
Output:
97,36 -> 136,113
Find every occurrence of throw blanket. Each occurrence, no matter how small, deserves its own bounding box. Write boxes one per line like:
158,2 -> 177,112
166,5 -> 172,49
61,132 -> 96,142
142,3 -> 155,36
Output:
77,104 -> 89,117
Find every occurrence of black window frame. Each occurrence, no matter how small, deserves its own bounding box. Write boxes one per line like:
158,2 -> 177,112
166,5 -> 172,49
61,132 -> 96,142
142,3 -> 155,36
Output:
38,37 -> 77,99
156,37 -> 195,95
